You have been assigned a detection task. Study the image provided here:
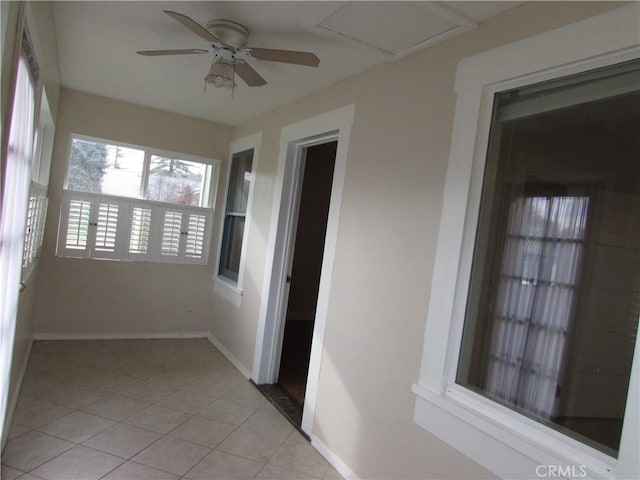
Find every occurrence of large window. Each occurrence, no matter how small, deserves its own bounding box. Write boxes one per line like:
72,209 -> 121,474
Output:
458,59 -> 639,457
57,136 -> 218,264
412,7 -> 639,479
218,148 -> 254,281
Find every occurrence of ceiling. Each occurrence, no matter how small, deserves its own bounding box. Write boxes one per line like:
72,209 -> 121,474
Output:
52,1 -> 520,126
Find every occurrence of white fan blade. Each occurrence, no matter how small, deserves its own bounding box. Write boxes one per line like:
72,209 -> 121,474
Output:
247,48 -> 319,67
235,62 -> 267,87
137,49 -> 208,56
164,11 -> 219,43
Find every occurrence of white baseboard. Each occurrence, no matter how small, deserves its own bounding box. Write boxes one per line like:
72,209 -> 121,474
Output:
32,332 -> 211,341
2,338 -> 33,450
311,435 -> 358,480
205,332 -> 252,379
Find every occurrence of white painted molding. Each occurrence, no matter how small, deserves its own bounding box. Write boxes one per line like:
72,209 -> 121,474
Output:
311,434 -> 358,480
1,338 -> 32,450
33,331 -> 211,341
252,104 -> 356,438
206,332 -> 252,379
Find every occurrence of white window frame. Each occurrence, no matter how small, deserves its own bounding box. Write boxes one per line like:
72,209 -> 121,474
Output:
57,134 -> 219,265
412,6 -> 640,480
214,132 -> 261,303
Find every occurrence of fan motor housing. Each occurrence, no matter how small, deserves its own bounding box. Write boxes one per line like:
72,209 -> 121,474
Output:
207,20 -> 249,49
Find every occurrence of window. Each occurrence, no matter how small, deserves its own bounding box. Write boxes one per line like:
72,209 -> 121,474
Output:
218,148 -> 254,281
0,23 -> 38,442
457,59 -> 639,458
413,6 -> 639,479
57,136 -> 218,265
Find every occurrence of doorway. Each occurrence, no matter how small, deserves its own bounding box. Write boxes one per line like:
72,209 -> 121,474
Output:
258,141 -> 337,429
278,141 -> 337,405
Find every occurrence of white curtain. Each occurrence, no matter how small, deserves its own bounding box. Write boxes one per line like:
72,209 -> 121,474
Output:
0,54 -> 36,438
486,195 -> 589,419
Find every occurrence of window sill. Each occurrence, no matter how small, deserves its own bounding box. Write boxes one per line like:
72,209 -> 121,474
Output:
412,383 -> 616,479
213,276 -> 243,307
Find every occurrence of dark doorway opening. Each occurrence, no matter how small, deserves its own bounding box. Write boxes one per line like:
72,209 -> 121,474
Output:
258,140 -> 337,429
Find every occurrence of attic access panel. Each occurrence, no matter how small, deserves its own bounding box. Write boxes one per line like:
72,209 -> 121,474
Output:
315,1 -> 473,57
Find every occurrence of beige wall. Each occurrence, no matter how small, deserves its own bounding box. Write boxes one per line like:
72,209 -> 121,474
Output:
220,2 -> 626,478
33,89 -> 231,335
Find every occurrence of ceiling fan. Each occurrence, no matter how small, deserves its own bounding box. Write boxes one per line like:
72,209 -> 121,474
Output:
137,10 -> 320,90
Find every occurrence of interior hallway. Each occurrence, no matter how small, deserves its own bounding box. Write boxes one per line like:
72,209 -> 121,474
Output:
1,338 -> 341,480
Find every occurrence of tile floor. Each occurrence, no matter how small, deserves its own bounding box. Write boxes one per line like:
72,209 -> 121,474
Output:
1,339 -> 342,480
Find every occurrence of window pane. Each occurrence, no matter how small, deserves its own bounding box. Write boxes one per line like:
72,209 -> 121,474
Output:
227,150 -> 253,213
147,155 -> 210,206
220,215 -> 245,279
457,60 -> 640,456
67,139 -> 145,198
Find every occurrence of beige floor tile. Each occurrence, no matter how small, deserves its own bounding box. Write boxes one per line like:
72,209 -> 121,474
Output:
148,371 -> 204,388
116,380 -> 176,403
255,464 -> 320,479
6,423 -> 30,440
217,426 -> 286,463
222,382 -> 267,407
82,394 -> 151,420
118,362 -> 165,380
241,409 -> 294,441
82,423 -> 161,458
323,464 -> 344,479
169,416 -> 235,448
258,401 -> 280,415
16,392 -> 36,405
131,436 -> 211,475
101,461 -> 179,479
12,399 -> 73,428
182,368 -> 245,398
198,398 -> 257,426
184,451 -> 263,480
41,383 -> 109,408
30,445 -> 124,480
38,410 -> 115,443
1,431 -> 74,471
124,405 -> 191,434
268,438 -> 330,478
15,473 -> 44,480
156,389 -> 215,414
1,464 -> 24,480
81,372 -> 141,392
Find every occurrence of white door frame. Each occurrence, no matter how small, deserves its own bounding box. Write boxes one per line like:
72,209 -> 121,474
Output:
253,104 -> 355,435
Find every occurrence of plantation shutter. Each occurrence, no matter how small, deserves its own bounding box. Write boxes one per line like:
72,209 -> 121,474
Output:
58,192 -> 212,265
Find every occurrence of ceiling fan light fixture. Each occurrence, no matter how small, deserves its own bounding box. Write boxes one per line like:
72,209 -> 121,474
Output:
205,60 -> 235,89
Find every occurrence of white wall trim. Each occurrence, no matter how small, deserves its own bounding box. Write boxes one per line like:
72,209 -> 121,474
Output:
414,4 -> 640,479
206,332 -> 252,379
1,338 -> 32,450
33,331 -> 211,341
252,104 -> 356,438
311,434 -> 358,480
